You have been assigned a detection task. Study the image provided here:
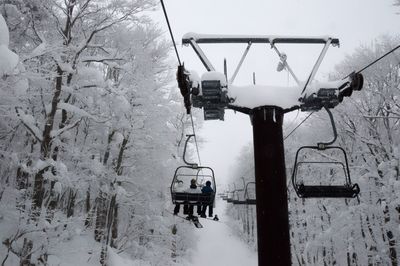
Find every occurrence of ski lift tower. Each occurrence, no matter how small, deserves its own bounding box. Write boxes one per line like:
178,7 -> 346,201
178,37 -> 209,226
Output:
178,33 -> 363,266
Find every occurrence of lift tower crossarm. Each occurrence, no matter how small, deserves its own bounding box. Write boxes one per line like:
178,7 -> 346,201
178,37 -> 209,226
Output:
182,32 -> 339,45
182,33 -> 339,85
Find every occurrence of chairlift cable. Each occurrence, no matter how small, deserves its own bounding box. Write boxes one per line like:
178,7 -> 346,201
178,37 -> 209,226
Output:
190,113 -> 202,165
343,44 -> 400,79
283,111 -> 314,141
160,0 -> 182,66
160,0 -> 202,164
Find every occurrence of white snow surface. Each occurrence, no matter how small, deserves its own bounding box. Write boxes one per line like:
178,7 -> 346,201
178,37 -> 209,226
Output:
229,84 -> 301,109
201,71 -> 227,86
0,45 -> 19,76
0,14 -> 19,76
0,14 -> 9,46
190,199 -> 257,266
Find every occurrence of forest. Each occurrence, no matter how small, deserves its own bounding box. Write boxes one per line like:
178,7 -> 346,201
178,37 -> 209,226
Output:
0,0 -> 399,265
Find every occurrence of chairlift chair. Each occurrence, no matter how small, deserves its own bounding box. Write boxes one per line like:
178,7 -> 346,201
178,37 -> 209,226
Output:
226,191 -> 234,203
220,191 -> 229,200
291,108 -> 360,198
231,181 -> 256,205
244,182 -> 256,205
171,165 -> 216,205
232,189 -> 245,204
171,134 -> 217,206
291,146 -> 360,198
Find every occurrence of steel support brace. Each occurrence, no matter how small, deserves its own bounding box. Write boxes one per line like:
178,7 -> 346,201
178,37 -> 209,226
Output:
252,106 -> 291,266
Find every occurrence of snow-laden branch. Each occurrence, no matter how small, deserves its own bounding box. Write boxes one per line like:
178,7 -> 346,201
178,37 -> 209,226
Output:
80,57 -> 125,63
363,115 -> 400,119
15,108 -> 43,142
57,102 -> 110,123
50,118 -> 82,138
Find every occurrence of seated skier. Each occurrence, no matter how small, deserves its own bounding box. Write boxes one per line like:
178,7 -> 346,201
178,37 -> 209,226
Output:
200,180 -> 214,218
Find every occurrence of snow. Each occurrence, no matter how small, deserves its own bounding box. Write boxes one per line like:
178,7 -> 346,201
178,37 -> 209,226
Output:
0,14 -> 19,76
58,102 -> 96,120
0,45 -> 19,76
201,71 -> 227,86
29,41 -> 48,58
108,249 -> 151,266
0,14 -> 9,46
303,79 -> 346,96
191,199 -> 257,266
229,84 -> 301,109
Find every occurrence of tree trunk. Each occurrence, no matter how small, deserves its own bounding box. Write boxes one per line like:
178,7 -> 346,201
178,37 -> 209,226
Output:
84,188 -> 92,227
66,188 -> 76,218
103,130 -> 115,165
115,136 -> 129,175
384,205 -> 397,266
110,202 -> 118,248
32,66 -> 63,219
95,191 -> 107,242
20,238 -> 33,266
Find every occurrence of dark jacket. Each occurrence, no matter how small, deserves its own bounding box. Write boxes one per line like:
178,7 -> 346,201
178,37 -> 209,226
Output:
201,185 -> 213,194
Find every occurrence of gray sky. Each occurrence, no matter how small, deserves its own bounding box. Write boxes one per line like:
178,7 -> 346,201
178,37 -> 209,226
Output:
154,0 -> 400,188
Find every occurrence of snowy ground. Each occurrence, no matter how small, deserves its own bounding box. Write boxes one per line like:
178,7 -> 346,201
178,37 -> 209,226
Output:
190,199 -> 258,266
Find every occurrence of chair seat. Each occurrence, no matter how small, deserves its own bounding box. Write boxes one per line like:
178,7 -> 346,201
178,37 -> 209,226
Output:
172,192 -> 214,204
297,184 -> 360,198
246,199 -> 256,205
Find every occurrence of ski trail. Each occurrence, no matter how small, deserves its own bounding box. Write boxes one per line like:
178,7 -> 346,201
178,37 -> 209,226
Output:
191,199 -> 257,266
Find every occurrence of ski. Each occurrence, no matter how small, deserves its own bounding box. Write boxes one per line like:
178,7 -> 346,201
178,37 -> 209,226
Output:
168,211 -> 203,228
191,217 -> 203,228
199,215 -> 220,222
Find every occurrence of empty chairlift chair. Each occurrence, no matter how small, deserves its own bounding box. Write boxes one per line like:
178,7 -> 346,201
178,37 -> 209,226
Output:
244,182 -> 256,204
231,181 -> 256,205
232,189 -> 245,204
291,145 -> 360,198
226,191 -> 234,203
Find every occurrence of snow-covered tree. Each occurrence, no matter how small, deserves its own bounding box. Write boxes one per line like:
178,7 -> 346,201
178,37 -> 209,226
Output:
0,1 -> 194,264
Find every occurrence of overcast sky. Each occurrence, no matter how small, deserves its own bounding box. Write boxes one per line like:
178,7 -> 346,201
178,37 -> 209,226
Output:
154,0 -> 400,189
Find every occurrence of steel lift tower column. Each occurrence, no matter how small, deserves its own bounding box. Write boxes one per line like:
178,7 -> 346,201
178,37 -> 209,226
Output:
252,106 -> 291,265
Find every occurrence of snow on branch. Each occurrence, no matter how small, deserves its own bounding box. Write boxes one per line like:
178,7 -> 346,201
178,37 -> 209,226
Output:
57,102 -> 109,123
80,56 -> 125,63
50,118 -> 82,139
15,108 -> 43,142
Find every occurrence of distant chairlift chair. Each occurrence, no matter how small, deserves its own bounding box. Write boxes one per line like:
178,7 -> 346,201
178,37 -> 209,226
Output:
231,181 -> 256,205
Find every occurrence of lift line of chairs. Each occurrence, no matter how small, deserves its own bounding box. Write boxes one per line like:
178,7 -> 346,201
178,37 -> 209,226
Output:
172,112 -> 360,203
220,180 -> 256,205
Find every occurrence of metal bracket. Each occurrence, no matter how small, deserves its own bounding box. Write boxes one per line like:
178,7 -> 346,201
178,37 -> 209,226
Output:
270,43 -> 300,85
317,107 -> 337,148
183,134 -> 198,167
301,38 -> 333,95
188,39 -> 215,71
229,42 -> 252,83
